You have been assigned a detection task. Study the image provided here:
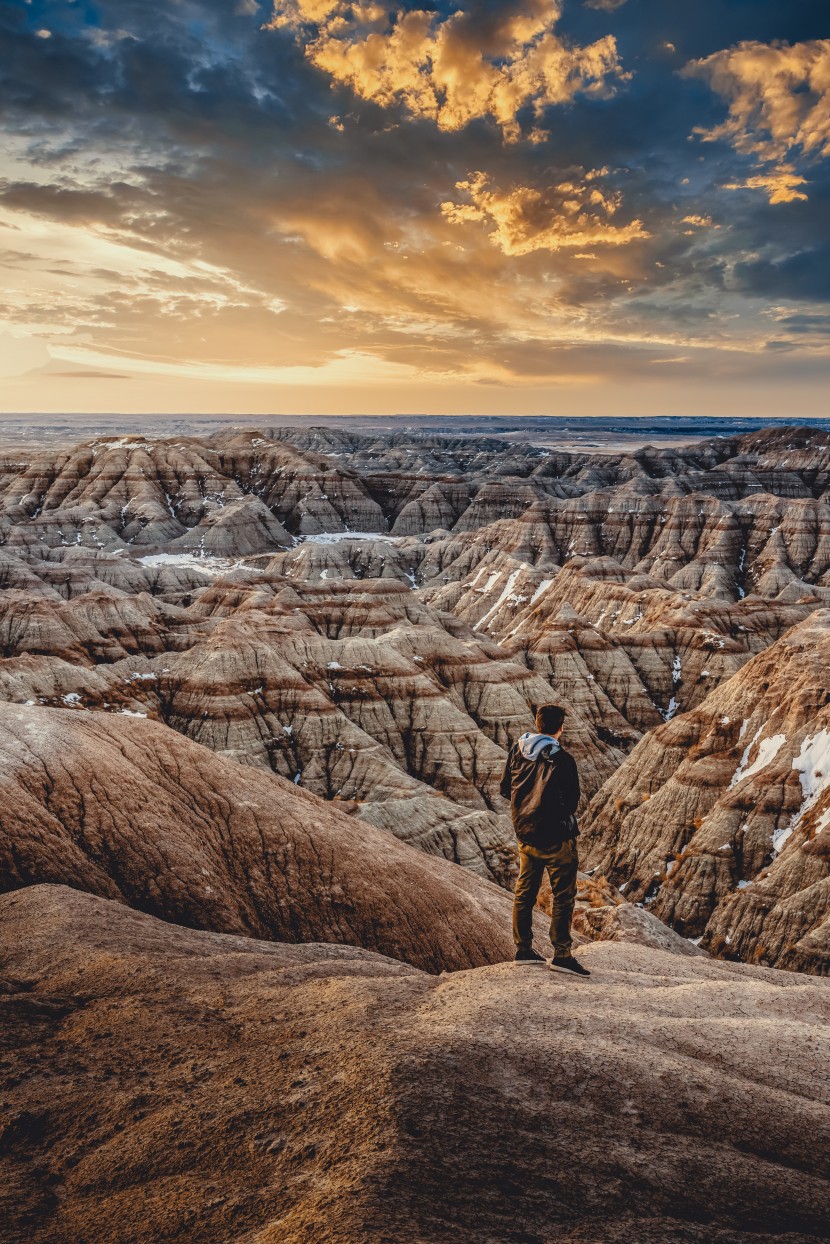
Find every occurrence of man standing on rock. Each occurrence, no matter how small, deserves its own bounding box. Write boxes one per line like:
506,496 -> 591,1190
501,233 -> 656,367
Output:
500,704 -> 590,976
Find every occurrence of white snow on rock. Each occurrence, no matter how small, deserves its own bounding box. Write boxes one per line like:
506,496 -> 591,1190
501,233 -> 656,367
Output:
733,733 -> 787,788
770,730 -> 830,856
136,553 -> 233,575
729,721 -> 774,789
530,579 -> 554,605
793,729 -> 830,805
92,437 -> 147,452
662,654 -> 683,720
772,729 -> 830,855
299,531 -> 400,545
474,567 -> 527,631
474,570 -> 502,596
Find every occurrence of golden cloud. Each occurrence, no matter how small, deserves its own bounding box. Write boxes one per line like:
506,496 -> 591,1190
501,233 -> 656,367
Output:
685,39 -> 830,201
440,170 -> 649,255
723,167 -> 809,204
267,0 -> 627,140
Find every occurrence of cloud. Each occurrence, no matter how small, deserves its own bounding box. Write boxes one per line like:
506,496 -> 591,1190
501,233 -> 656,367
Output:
2,0 -> 830,413
584,0 -> 627,10
733,242 -> 830,303
46,370 -> 130,380
685,39 -> 830,201
722,167 -> 809,204
441,169 -> 649,255
266,0 -> 627,141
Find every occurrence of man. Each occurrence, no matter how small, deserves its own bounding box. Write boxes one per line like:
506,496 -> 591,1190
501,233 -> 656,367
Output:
500,704 -> 590,977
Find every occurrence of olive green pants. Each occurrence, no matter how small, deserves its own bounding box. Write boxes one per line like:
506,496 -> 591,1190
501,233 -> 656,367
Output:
512,838 -> 578,957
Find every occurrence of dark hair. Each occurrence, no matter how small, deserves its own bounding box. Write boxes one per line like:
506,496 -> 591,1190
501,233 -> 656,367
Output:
536,704 -> 565,735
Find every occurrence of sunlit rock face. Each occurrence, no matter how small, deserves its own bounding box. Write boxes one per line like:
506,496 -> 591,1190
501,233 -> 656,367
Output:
1,424 -> 830,969
581,611 -> 830,973
3,885 -> 830,1244
0,702 -> 526,973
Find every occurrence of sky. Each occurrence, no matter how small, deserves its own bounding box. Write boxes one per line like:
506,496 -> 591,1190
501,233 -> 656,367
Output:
0,0 -> 829,417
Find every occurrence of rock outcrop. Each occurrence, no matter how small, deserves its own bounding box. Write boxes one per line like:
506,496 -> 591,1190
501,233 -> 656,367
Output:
0,702 -> 529,974
2,884 -> 829,1243
582,611 -> 830,973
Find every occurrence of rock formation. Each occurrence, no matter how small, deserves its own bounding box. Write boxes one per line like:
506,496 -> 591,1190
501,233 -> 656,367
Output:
0,702 -> 534,974
3,425 -> 830,970
582,611 -> 830,973
2,884 -> 829,1243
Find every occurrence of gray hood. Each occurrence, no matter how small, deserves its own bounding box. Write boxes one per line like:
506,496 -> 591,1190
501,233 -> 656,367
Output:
517,732 -> 560,761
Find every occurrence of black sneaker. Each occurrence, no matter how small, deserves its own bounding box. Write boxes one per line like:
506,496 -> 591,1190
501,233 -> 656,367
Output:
550,955 -> 591,977
514,947 -> 546,965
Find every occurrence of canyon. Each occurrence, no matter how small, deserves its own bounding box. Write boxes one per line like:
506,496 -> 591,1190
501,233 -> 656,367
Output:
3,423 -> 830,1241
1,424 -> 829,970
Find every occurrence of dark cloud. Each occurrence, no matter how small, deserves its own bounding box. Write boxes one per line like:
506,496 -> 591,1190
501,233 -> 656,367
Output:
735,243 -> 830,303
0,0 -> 829,400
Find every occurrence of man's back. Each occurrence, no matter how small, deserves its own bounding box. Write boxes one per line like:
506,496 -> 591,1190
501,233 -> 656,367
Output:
500,731 -> 580,849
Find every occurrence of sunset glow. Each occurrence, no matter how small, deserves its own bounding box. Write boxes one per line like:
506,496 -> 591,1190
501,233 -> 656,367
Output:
1,1 -> 829,415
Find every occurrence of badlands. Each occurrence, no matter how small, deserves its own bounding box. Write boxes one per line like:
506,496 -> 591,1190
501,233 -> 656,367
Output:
2,424 -> 830,1240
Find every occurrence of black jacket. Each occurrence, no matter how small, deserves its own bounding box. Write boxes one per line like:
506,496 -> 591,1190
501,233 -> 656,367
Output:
500,741 -> 580,849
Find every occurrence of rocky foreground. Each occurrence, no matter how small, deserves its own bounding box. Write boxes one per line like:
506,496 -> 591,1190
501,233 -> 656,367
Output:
3,885 -> 829,1244
1,424 -> 830,969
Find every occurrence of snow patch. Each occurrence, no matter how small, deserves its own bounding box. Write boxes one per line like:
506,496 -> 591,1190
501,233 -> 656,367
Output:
774,730 -> 830,854
793,729 -> 830,805
300,531 -> 400,545
93,437 -> 146,452
475,570 -> 502,596
730,732 -> 786,789
474,567 -> 525,631
137,553 -> 233,575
